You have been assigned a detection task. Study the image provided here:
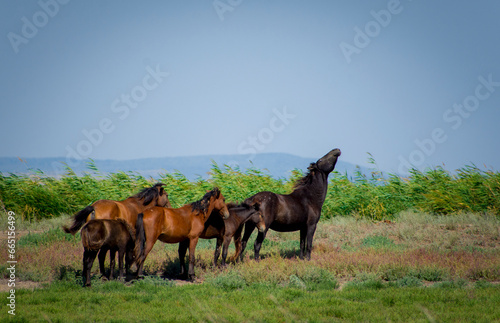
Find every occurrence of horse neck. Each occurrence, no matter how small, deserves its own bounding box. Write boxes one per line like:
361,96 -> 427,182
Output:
292,170 -> 329,205
198,199 -> 217,223
217,208 -> 242,229
206,210 -> 225,229
232,208 -> 253,225
126,196 -> 154,211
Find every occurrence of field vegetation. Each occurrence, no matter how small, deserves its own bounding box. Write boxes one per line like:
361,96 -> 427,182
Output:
1,160 -> 499,221
0,161 -> 499,321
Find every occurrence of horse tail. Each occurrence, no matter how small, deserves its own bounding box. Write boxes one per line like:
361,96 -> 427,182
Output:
81,224 -> 90,249
63,205 -> 95,235
134,213 -> 146,264
81,221 -> 105,251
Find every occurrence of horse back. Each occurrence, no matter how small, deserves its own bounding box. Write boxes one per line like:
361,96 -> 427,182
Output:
141,206 -> 189,243
105,219 -> 135,245
82,219 -> 134,250
92,200 -> 137,226
164,206 -> 203,241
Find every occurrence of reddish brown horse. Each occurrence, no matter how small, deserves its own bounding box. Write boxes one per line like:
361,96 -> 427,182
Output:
200,202 -> 265,266
63,183 -> 171,234
239,148 -> 341,261
81,219 -> 140,287
135,188 -> 229,280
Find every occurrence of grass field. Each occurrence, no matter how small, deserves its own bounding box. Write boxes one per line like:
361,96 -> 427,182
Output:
1,210 -> 499,322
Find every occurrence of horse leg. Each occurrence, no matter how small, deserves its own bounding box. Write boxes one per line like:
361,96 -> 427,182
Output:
213,237 -> 222,267
178,240 -> 189,278
299,228 -> 307,260
253,228 -> 268,261
83,249 -> 98,287
187,237 -> 199,281
109,249 -> 117,280
136,239 -> 156,278
221,235 -> 232,266
117,248 -> 125,281
98,248 -> 108,279
230,226 -> 243,262
125,248 -> 134,276
305,223 -> 318,260
239,223 -> 256,261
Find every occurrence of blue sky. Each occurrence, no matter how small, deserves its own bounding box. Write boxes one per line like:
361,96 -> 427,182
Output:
1,0 -> 499,174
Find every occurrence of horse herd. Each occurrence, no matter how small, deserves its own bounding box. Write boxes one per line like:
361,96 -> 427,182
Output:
63,148 -> 341,286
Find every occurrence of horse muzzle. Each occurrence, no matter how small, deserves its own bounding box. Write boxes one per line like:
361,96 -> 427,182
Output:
257,223 -> 266,233
221,209 -> 230,220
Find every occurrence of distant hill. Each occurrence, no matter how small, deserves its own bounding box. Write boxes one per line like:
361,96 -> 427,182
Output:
0,154 -> 372,180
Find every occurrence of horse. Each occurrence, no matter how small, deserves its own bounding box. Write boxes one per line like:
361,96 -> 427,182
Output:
200,201 -> 265,267
81,219 -> 141,287
238,148 -> 341,261
63,183 -> 171,235
135,187 -> 230,280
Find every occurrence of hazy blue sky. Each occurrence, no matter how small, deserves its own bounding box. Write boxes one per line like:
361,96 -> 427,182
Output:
1,1 -> 499,174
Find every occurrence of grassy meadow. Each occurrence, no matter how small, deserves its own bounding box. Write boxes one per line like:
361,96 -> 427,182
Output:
1,162 -> 500,321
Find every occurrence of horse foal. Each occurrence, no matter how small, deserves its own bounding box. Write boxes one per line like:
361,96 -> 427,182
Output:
200,202 -> 265,266
81,219 -> 138,287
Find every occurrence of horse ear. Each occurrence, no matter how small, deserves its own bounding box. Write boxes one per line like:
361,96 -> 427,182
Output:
243,198 -> 254,207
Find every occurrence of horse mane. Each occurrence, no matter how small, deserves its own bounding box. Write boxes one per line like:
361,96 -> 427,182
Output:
293,163 -> 317,189
191,187 -> 221,214
132,183 -> 165,205
226,201 -> 240,209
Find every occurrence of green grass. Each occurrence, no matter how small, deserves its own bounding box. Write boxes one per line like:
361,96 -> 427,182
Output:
0,211 -> 499,321
361,235 -> 397,249
17,227 -> 78,248
1,280 -> 499,322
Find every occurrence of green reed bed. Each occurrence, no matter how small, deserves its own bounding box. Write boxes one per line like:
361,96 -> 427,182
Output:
1,160 -> 499,221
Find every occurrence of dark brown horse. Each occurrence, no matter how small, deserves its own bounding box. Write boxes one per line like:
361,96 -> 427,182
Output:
64,183 -> 171,235
200,202 -> 265,266
135,188 -> 230,280
238,148 -> 341,261
81,219 -> 140,287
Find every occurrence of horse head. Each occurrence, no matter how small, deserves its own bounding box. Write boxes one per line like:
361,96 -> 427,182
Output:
211,188 -> 230,220
155,184 -> 171,208
316,148 -> 341,174
194,188 -> 230,220
253,203 -> 266,233
242,200 -> 266,233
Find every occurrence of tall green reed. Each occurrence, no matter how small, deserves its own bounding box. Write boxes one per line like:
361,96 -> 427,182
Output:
1,159 -> 498,220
